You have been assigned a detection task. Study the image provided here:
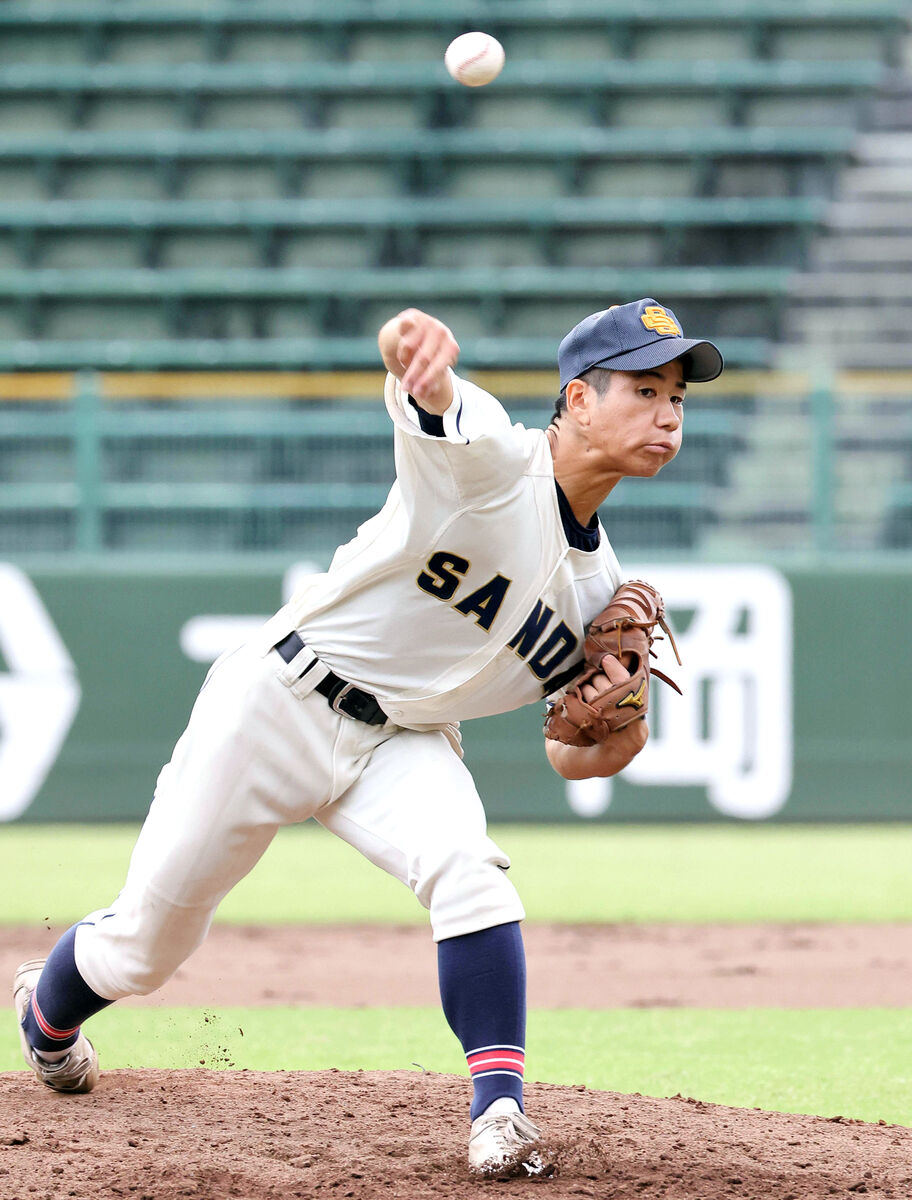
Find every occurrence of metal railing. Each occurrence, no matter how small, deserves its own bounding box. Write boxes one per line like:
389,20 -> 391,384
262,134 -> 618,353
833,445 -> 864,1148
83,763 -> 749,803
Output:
1,367 -> 910,560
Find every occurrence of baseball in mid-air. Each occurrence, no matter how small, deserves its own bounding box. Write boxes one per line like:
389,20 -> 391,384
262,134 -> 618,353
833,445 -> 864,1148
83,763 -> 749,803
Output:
444,32 -> 505,87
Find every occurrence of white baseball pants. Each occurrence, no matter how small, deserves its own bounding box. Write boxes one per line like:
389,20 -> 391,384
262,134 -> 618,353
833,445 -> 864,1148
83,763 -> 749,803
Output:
73,640 -> 524,1002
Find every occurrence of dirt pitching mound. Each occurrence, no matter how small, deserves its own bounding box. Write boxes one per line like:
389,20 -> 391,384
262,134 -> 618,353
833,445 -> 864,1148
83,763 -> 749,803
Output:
2,1069 -> 911,1200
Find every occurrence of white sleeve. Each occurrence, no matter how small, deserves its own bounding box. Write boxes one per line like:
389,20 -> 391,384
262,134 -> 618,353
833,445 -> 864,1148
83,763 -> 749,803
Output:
383,370 -> 542,504
383,369 -> 514,444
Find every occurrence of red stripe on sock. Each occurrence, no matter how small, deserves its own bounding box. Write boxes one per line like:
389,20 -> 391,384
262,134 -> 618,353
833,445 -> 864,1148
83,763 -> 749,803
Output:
32,996 -> 80,1042
467,1050 -> 525,1076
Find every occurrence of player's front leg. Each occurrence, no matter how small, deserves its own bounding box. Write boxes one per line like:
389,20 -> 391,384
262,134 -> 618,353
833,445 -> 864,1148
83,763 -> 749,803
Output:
317,727 -> 546,1176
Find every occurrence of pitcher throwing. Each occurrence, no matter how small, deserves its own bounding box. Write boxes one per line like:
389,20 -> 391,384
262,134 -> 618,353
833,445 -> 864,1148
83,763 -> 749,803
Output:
14,298 -> 721,1176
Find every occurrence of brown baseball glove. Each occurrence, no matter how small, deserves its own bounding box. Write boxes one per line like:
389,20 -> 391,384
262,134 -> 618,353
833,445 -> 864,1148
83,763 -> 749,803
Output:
543,580 -> 682,746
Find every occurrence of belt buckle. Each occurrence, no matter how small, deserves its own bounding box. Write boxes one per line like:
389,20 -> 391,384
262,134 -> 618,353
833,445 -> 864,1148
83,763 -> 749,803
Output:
330,682 -> 359,718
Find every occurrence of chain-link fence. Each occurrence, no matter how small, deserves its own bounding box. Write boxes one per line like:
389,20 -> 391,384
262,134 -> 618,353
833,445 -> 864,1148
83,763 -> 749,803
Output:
1,368 -> 910,561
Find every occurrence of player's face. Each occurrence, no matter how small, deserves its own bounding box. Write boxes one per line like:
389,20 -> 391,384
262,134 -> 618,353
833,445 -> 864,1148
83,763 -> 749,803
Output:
587,360 -> 685,477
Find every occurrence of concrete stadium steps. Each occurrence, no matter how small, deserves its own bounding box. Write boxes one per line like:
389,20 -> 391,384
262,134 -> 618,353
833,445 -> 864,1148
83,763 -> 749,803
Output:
810,235 -> 912,269
774,12 -> 912,372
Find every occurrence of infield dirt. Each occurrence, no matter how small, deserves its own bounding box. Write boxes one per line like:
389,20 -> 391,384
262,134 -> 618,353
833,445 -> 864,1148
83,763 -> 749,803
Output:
3,1068 -> 912,1200
3,921 -> 912,1009
4,923 -> 911,1198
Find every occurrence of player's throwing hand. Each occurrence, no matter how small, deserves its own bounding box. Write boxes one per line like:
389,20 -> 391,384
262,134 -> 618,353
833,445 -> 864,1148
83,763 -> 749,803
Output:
378,308 -> 460,411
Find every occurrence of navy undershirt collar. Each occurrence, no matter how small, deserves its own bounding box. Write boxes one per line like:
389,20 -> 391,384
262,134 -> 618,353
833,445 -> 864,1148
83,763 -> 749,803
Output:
555,480 -> 600,551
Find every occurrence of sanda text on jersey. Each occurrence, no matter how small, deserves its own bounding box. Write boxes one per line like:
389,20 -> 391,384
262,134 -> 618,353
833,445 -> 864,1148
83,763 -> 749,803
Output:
416,550 -> 578,683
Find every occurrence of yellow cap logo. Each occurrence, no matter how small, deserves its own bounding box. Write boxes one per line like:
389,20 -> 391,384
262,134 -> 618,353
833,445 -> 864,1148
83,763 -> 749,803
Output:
641,306 -> 682,337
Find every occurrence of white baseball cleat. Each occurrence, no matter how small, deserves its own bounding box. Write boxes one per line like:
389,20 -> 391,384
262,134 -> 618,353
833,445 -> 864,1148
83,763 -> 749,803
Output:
468,1097 -> 545,1175
13,959 -> 99,1094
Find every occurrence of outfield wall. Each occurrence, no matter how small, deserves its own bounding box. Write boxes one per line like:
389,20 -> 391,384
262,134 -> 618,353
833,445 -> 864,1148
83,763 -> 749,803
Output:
1,560 -> 909,823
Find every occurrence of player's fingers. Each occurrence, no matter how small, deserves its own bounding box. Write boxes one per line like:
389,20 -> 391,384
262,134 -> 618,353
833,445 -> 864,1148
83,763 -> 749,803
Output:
404,329 -> 458,399
599,654 -> 631,685
399,323 -> 440,387
412,336 -> 459,398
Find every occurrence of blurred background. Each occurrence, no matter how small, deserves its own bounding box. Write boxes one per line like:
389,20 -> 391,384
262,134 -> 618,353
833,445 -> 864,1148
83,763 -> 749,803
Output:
1,0 -> 911,827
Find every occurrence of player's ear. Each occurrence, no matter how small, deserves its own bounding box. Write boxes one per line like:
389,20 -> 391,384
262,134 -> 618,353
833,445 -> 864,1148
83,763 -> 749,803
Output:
563,378 -> 592,425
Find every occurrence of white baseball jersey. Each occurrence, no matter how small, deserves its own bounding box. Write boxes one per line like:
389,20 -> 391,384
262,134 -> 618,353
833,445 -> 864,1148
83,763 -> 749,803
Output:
261,372 -> 624,727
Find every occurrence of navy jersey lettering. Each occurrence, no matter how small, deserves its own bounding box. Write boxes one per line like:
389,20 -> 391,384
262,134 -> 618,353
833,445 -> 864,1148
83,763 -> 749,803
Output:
416,552 -> 470,601
526,621 -> 578,679
507,600 -> 555,658
453,574 -> 512,631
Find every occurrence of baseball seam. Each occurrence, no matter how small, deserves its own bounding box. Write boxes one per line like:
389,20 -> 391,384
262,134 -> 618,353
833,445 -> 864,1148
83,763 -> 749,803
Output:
456,39 -> 495,78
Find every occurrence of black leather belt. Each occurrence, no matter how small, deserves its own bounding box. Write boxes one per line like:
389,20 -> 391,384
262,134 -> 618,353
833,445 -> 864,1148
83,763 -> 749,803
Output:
274,631 -> 388,726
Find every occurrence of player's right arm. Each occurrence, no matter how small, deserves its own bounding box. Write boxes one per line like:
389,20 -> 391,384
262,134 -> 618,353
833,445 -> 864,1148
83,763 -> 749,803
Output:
378,308 -> 459,414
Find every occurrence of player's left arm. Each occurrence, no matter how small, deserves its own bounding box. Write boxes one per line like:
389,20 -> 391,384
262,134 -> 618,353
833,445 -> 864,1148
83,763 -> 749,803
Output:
544,654 -> 648,779
545,721 -> 647,779
378,308 -> 459,414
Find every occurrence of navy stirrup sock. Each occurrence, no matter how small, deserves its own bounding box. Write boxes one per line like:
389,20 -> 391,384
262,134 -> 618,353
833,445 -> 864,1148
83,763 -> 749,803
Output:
437,921 -> 526,1120
21,925 -> 111,1054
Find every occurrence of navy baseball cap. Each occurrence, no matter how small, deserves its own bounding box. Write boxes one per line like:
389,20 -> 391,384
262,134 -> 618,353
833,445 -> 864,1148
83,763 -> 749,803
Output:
558,298 -> 723,389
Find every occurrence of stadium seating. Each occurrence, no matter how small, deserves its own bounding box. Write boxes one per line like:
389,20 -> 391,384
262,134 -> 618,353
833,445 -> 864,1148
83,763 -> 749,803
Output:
0,0 -> 907,555
0,3 -> 897,362
0,387 -> 740,555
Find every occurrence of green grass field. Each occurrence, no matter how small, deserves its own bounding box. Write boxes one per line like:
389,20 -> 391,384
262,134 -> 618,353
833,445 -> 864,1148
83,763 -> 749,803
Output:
4,823 -> 912,1125
4,821 -> 912,924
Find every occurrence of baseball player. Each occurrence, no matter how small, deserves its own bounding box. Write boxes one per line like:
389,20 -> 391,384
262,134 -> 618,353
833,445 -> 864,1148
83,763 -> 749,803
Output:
13,298 -> 721,1175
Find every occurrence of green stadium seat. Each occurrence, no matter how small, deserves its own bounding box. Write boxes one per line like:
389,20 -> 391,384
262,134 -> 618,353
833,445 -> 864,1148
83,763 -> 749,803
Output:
0,126 -> 858,210
226,29 -> 326,64
0,101 -> 63,134
599,482 -> 711,550
0,439 -> 74,485
0,30 -> 86,66
326,98 -> 427,131
159,234 -> 262,271
610,96 -> 729,130
260,304 -> 328,340
0,511 -> 75,555
348,31 -> 443,64
0,237 -> 22,271
0,332 -> 771,371
41,233 -> 143,271
64,164 -> 162,201
445,164 -> 565,201
106,440 -> 262,486
497,302 -> 599,340
772,27 -> 887,63
422,233 -> 546,271
505,30 -> 618,61
580,163 -> 695,199
360,299 -> 490,341
203,97 -> 309,132
103,509 -> 242,553
104,30 -> 205,66
85,98 -> 181,132
0,260 -> 793,342
0,60 -> 880,135
280,234 -> 375,271
557,232 -> 663,270
42,302 -> 170,342
0,165 -> 48,204
712,161 -> 792,200
298,164 -> 403,200
634,29 -> 752,61
181,163 -> 286,202
881,484 -> 912,548
469,96 -> 592,131
0,307 -> 31,340
746,95 -> 860,128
